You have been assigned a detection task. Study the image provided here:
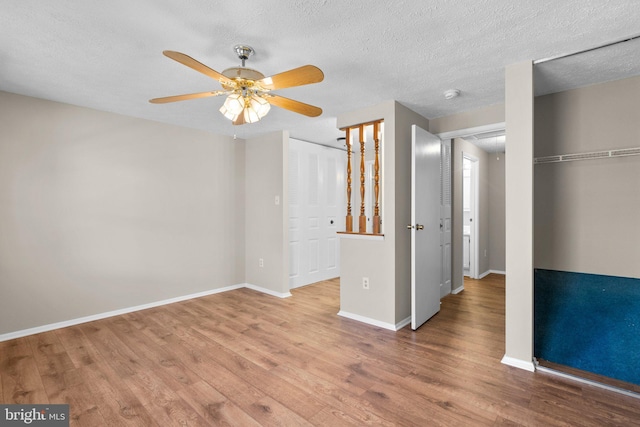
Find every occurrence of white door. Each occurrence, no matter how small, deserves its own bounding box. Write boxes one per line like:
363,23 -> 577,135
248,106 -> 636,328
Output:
440,139 -> 452,297
411,125 -> 442,330
289,139 -> 344,289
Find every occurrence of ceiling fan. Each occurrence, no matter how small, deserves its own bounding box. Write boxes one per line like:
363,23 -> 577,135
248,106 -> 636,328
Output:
149,45 -> 324,125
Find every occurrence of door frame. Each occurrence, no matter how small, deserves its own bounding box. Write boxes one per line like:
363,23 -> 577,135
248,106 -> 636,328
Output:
437,122 -> 505,293
463,152 -> 479,280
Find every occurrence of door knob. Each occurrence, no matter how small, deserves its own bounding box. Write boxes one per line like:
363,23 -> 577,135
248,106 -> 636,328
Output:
407,224 -> 414,229
416,224 -> 424,230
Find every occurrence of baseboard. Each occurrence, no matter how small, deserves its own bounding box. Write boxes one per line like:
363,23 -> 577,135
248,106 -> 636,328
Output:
337,310 -> 399,331
0,284 -> 245,342
395,316 -> 412,330
490,269 -> 506,275
244,283 -> 292,299
452,286 -> 465,294
479,270 -> 491,279
501,355 -> 536,372
0,283 -> 297,342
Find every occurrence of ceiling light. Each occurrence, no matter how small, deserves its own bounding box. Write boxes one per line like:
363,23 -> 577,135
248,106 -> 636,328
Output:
219,93 -> 245,119
444,89 -> 461,100
219,92 -> 272,123
249,94 -> 271,118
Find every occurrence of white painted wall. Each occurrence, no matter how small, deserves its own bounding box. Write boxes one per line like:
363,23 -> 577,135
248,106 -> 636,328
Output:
0,91 -> 245,335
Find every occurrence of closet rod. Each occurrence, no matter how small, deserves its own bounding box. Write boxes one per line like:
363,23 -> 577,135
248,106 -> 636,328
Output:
534,33 -> 640,65
534,147 -> 640,164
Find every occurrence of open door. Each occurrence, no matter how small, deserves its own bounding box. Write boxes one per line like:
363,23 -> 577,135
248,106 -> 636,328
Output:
411,125 -> 442,330
440,139 -> 452,297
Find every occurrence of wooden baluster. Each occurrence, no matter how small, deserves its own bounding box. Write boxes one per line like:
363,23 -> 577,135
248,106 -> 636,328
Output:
345,128 -> 353,232
359,125 -> 367,233
373,121 -> 381,234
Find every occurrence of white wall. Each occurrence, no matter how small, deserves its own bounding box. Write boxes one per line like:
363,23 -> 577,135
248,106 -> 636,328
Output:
0,91 -> 245,335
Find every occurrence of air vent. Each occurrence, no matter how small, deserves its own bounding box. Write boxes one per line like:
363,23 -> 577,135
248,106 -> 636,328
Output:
611,147 -> 640,157
535,147 -> 640,164
534,156 -> 562,164
562,151 -> 610,161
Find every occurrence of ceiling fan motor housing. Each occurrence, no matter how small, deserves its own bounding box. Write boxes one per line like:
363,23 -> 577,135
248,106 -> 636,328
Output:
234,44 -> 254,66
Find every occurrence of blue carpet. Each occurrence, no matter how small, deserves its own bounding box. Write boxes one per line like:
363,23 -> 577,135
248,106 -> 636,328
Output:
534,269 -> 640,386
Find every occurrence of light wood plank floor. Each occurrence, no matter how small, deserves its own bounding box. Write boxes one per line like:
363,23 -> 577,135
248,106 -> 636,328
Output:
2,275 -> 639,426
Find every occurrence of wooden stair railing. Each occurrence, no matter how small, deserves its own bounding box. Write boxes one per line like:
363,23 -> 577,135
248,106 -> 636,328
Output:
341,119 -> 383,235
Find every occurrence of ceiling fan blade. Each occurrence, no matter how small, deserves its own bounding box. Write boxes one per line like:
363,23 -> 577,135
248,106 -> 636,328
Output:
149,90 -> 227,104
256,65 -> 324,90
267,95 -> 322,117
163,50 -> 235,87
232,112 -> 246,126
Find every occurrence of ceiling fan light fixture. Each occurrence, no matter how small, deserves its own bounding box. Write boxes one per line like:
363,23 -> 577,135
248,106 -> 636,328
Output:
151,47 -> 324,125
221,93 -> 245,116
249,94 -> 271,118
243,107 -> 260,123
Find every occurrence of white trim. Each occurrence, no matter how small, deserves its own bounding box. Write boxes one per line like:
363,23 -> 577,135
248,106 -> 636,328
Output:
479,270 -> 491,279
501,355 -> 536,372
490,269 -> 506,275
395,316 -> 412,330
338,310 -> 399,331
452,286 -> 465,294
0,283 -> 298,342
437,122 -> 506,141
0,284 -> 245,342
245,283 -> 293,299
337,233 -> 384,241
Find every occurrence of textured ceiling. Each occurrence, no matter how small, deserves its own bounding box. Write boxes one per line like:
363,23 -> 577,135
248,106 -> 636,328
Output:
1,1 -> 639,148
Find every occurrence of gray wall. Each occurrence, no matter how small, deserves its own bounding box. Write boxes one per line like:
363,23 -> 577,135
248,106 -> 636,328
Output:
338,101 -> 397,325
534,75 -> 640,279
0,91 -> 245,335
488,153 -> 506,272
244,131 -> 290,295
337,100 -> 430,326
504,60 -> 535,368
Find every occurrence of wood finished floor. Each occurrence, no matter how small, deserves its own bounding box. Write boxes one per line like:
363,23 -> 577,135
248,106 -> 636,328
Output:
2,274 -> 640,426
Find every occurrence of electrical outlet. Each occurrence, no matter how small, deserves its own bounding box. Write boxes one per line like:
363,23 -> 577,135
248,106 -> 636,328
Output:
362,277 -> 370,290
259,258 -> 264,267
484,249 -> 487,257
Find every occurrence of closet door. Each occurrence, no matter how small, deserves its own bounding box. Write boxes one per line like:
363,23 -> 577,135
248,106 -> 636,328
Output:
289,139 -> 344,289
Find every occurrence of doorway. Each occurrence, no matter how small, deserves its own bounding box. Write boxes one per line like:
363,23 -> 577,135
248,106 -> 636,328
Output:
462,154 -> 479,279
